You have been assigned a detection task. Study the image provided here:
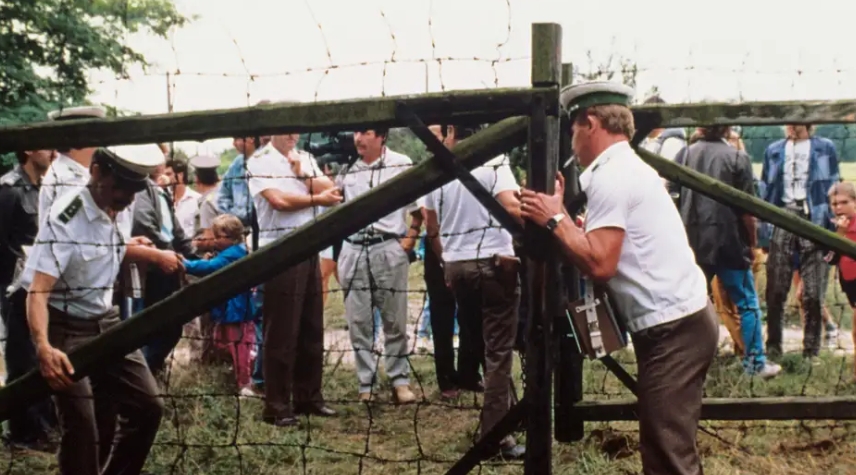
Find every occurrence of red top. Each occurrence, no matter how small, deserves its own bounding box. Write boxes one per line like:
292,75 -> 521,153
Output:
840,217 -> 856,281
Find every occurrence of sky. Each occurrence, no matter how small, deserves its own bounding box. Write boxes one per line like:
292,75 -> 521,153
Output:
85,0 -> 856,155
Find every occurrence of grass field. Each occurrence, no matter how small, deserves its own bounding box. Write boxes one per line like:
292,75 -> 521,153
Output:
4,258 -> 856,475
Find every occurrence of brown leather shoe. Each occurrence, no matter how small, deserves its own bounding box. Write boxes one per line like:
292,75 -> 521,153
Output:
262,415 -> 299,428
359,392 -> 373,402
393,385 -> 416,404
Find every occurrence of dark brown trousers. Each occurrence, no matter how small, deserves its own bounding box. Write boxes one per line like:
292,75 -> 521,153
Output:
262,255 -> 325,418
631,303 -> 718,475
48,306 -> 164,475
446,256 -> 520,448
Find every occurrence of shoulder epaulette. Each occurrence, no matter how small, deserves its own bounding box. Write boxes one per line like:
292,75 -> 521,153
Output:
0,172 -> 18,187
58,196 -> 83,223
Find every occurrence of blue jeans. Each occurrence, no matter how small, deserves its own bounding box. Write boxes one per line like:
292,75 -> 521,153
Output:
418,297 -> 459,338
703,265 -> 767,372
252,285 -> 265,387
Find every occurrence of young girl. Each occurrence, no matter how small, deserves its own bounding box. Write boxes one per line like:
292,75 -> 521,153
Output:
828,182 -> 856,379
184,214 -> 259,396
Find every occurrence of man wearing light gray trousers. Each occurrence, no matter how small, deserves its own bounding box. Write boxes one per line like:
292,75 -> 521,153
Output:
336,129 -> 423,403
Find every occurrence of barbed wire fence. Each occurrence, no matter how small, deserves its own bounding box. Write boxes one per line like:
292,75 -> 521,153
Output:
3,2 -> 856,475
2,3 -> 539,475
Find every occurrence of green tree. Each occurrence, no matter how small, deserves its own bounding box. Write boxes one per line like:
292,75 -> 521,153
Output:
387,128 -> 429,164
0,0 -> 190,127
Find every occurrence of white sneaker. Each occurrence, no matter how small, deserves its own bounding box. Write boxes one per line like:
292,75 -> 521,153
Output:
453,336 -> 459,349
239,386 -> 257,398
755,362 -> 782,380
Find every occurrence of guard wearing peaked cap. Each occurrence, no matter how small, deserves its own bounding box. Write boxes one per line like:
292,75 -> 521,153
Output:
47,105 -> 107,122
20,142 -> 166,475
520,81 -> 716,475
560,81 -> 635,121
39,105 -> 108,227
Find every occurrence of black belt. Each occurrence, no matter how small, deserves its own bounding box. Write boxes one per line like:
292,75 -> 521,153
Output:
345,233 -> 399,247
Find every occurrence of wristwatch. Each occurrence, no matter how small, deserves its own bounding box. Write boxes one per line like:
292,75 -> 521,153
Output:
546,213 -> 566,232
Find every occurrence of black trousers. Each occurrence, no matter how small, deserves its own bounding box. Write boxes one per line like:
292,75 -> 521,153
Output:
142,270 -> 183,374
2,288 -> 57,445
423,246 -> 478,391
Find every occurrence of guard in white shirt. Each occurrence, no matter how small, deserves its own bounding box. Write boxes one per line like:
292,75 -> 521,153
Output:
337,128 -> 422,404
40,106 -> 133,238
520,82 -> 718,475
423,123 -> 526,460
22,147 -> 165,475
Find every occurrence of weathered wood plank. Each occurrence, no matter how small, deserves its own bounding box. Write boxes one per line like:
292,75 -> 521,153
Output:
637,147 -> 856,260
0,115 -> 530,423
635,99 -> 856,128
0,87 -> 544,153
573,397 -> 856,421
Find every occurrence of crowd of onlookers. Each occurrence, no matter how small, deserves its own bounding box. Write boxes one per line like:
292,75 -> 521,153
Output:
3,91 -> 856,474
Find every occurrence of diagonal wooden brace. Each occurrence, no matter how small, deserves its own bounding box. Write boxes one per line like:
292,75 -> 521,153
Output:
395,102 -> 525,243
444,398 -> 528,475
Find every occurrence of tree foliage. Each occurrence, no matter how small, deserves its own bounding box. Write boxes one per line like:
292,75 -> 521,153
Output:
0,0 -> 189,127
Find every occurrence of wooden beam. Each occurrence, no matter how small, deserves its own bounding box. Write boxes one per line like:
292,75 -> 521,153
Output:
573,397 -> 856,421
0,115 -> 530,423
0,87 -> 544,153
634,99 -> 856,128
637,147 -> 856,260
445,398 -> 527,475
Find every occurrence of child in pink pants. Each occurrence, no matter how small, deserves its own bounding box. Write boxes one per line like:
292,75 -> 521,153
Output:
183,214 -> 258,396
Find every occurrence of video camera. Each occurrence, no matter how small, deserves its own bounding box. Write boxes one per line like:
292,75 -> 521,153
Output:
304,132 -> 359,168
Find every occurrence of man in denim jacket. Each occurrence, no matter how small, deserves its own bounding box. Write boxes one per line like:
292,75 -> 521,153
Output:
760,124 -> 839,358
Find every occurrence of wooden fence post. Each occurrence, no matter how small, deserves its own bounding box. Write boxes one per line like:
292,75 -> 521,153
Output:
524,22 -> 562,475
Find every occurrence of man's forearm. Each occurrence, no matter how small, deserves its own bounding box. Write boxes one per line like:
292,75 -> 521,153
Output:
305,176 -> 335,195
26,292 -> 51,349
552,218 -> 612,282
402,214 -> 423,251
125,245 -> 165,265
264,190 -> 326,212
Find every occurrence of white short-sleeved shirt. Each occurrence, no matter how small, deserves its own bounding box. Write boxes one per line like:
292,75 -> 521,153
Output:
39,154 -> 134,238
425,155 -> 518,262
21,188 -> 126,319
174,187 -> 201,238
580,141 -> 707,333
783,139 -> 811,203
337,148 -> 423,239
247,144 -> 324,246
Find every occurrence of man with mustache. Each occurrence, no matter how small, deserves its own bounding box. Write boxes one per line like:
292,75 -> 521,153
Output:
22,145 -> 167,475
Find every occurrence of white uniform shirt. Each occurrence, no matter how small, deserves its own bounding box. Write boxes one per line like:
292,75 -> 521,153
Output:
247,143 -> 324,246
425,155 -> 518,262
580,141 -> 707,333
21,188 -> 126,319
783,139 -> 811,203
337,148 -> 422,239
39,154 -> 134,238
173,187 -> 201,238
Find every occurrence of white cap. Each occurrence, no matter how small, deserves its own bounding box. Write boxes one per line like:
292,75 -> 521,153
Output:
107,144 -> 166,177
47,105 -> 107,121
560,81 -> 635,118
